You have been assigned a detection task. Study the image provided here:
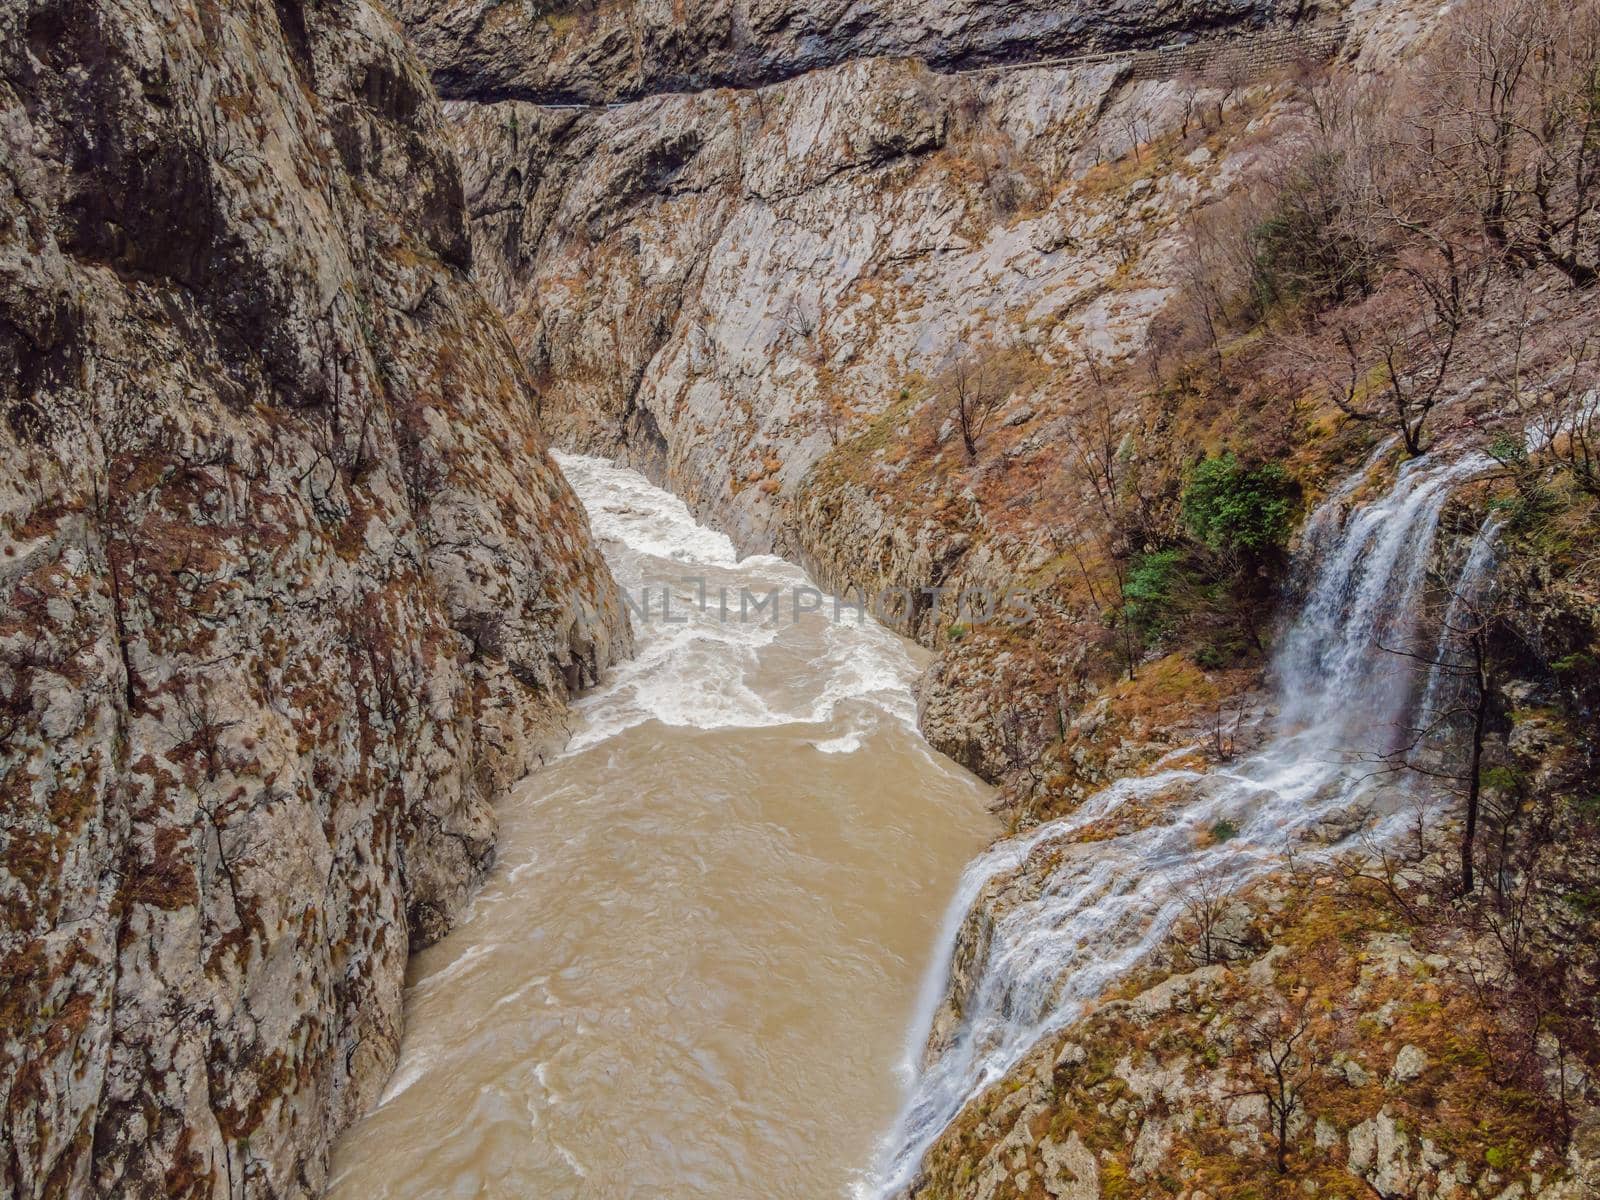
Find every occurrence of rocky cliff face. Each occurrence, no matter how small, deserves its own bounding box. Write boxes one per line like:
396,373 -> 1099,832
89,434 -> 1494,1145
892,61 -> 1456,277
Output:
446,49 -> 1142,554
0,2 -> 629,1195
430,2 -> 1386,784
405,0 -> 1600,1192
442,43 -> 1228,557
401,0 -> 1274,103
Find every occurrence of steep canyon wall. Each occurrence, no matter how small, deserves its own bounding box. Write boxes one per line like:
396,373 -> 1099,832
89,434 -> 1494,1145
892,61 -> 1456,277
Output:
0,2 -> 629,1194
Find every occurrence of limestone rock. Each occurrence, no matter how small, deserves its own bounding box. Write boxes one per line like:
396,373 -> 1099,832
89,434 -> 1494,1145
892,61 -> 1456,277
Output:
1348,1108 -> 1416,1197
1038,1130 -> 1098,1200
0,2 -> 628,1195
1390,1043 -> 1429,1086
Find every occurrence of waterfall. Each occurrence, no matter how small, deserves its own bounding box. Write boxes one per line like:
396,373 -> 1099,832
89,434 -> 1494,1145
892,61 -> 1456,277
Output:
870,450 -> 1499,1197
1272,452 -> 1495,752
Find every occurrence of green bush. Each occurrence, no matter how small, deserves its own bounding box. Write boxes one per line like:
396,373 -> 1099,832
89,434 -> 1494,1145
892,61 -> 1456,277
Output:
1552,651 -> 1597,676
1488,433 -> 1529,470
1194,632 -> 1252,668
1122,549 -> 1188,639
1117,456 -> 1297,659
1181,453 -> 1297,557
1568,793 -> 1600,820
1481,766 -> 1523,794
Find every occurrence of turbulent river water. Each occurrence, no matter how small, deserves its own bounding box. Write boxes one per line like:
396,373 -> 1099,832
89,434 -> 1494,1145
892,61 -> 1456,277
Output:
329,455 -> 996,1200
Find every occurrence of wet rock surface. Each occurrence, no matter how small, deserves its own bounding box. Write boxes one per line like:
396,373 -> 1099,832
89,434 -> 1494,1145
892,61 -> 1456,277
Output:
907,873 -> 1600,1200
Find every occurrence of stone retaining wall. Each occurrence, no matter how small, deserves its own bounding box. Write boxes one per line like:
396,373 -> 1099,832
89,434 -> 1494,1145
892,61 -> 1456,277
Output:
1127,20 -> 1351,83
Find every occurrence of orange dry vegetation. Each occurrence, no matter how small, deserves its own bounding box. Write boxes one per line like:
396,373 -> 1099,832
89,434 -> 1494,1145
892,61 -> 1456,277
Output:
915,870 -> 1573,1200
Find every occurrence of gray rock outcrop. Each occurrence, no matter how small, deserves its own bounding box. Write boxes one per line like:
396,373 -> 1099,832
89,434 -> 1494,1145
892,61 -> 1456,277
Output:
0,2 -> 629,1195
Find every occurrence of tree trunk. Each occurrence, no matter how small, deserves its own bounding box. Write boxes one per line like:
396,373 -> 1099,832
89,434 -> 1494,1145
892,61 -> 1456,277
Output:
1462,631 -> 1489,895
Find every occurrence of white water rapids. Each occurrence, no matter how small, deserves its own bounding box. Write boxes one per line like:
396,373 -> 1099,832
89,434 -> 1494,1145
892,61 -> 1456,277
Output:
329,455 -> 996,1199
870,450 -> 1498,1195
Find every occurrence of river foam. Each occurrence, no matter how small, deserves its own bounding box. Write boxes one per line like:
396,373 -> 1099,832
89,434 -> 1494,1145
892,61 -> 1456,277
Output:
556,452 -> 924,752
329,455 -> 995,1200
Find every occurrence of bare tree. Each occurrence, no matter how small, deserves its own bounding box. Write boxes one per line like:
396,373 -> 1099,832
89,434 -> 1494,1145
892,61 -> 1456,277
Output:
1174,203 -> 1257,374
1318,288 -> 1464,457
1226,997 -> 1317,1174
1372,564 -> 1502,894
1060,357 -> 1143,681
947,341 -> 1005,463
818,390 -> 857,447
1414,0 -> 1600,288
1174,863 -> 1246,967
1264,0 -> 1598,459
1063,353 -> 1121,519
1506,331 -> 1600,497
174,678 -> 240,784
1174,71 -> 1201,139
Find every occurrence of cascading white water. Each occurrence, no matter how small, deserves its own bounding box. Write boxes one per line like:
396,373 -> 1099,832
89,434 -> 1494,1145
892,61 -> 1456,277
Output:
1272,453 -> 1494,749
870,450 -> 1499,1197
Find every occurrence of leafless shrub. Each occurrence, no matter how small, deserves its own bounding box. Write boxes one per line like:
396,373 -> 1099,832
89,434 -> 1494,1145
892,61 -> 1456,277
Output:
1059,354 -> 1142,681
174,678 -> 240,783
938,338 -> 1029,463
1225,996 -> 1318,1175
1173,862 -> 1262,967
1212,692 -> 1247,760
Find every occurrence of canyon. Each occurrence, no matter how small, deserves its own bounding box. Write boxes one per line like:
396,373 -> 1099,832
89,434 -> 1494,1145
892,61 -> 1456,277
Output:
326,454 -> 996,1199
4,0 -> 1600,1197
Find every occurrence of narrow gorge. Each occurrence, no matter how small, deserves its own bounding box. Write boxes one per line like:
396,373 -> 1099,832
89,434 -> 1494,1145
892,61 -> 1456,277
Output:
327,455 -> 995,1198
4,0 -> 1600,1198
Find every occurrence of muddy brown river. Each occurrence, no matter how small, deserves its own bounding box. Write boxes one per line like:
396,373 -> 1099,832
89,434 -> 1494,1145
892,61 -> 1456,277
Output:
328,455 -> 995,1199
